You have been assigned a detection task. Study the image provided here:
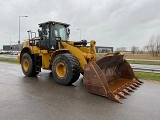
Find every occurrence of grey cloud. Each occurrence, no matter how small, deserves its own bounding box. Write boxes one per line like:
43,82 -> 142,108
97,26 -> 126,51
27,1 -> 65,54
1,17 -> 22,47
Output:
0,0 -> 160,50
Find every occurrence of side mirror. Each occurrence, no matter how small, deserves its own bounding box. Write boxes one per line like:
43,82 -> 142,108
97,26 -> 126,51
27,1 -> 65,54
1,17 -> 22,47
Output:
67,28 -> 70,36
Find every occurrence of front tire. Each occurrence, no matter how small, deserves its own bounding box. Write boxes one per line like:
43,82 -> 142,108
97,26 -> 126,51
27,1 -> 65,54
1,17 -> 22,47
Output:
52,53 -> 80,85
21,53 -> 39,76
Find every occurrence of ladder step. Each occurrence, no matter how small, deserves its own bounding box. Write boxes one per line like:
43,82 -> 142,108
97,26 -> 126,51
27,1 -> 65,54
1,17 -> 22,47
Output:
34,55 -> 42,72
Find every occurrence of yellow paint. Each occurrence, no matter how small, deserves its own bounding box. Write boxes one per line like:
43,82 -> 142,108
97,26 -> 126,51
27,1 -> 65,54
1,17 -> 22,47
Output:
38,50 -> 48,54
56,62 -> 67,77
23,59 -> 29,71
60,40 -> 97,70
22,40 -> 30,47
78,47 -> 89,53
20,40 -> 51,69
17,53 -> 20,63
89,40 -> 96,63
39,53 -> 50,69
62,42 -> 87,70
19,39 -> 97,71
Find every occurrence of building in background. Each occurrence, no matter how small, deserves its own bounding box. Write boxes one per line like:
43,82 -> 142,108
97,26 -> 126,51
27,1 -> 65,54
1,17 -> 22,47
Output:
95,46 -> 113,53
3,44 -> 21,51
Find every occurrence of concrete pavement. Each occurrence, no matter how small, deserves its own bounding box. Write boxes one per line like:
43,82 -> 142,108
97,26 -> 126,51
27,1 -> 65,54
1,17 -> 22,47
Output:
0,62 -> 160,120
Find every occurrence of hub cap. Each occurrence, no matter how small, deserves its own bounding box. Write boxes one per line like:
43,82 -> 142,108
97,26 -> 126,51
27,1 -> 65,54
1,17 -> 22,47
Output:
23,59 -> 29,71
56,62 -> 67,78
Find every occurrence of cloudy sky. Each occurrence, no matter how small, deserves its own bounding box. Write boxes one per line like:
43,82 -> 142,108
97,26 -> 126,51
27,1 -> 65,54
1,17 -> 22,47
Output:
0,0 -> 160,50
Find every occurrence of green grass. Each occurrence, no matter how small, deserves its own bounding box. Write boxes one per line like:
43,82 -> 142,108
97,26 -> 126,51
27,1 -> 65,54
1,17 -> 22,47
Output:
0,58 -> 18,64
127,60 -> 160,65
134,71 -> 160,81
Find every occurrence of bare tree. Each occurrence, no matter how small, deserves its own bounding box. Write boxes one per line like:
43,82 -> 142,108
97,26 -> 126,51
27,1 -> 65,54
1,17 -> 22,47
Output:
147,34 -> 160,57
148,35 -> 155,57
131,46 -> 139,54
143,46 -> 150,52
121,47 -> 126,51
155,34 -> 160,57
116,47 -> 120,52
116,47 -> 126,52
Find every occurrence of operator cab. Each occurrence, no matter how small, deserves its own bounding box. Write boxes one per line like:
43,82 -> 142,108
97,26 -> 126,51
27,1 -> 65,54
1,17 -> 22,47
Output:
38,21 -> 70,50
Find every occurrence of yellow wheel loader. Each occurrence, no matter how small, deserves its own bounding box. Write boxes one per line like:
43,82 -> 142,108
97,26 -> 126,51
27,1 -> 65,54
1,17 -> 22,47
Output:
17,21 -> 143,103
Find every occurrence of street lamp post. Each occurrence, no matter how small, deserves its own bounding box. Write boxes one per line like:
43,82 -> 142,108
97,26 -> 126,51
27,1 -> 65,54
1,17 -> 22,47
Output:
77,28 -> 81,40
19,16 -> 28,51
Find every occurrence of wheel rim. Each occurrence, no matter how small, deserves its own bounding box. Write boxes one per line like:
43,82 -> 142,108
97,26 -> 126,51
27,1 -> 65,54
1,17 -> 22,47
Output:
23,59 -> 29,72
56,62 -> 67,78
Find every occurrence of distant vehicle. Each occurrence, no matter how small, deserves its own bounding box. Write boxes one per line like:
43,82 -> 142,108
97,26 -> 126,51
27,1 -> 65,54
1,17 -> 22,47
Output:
0,50 -> 9,54
10,51 -> 18,55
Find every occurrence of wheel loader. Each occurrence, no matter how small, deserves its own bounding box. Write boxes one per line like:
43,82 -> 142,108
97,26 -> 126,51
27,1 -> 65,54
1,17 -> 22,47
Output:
17,21 -> 143,103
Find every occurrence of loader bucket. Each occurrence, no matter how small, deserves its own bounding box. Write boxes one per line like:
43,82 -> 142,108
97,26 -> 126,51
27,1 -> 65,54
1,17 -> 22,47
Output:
83,53 -> 143,103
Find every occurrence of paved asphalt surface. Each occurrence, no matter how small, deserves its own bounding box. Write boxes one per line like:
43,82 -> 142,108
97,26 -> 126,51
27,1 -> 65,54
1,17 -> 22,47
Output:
0,62 -> 160,120
131,64 -> 160,73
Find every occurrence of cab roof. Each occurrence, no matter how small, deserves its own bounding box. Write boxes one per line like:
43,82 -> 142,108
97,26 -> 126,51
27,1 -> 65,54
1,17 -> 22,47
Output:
39,21 -> 70,27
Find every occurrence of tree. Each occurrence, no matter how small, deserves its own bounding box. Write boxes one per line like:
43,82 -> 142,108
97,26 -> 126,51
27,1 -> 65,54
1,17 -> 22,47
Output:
148,35 -> 155,57
116,47 -> 126,52
155,34 -> 160,57
143,46 -> 149,52
131,46 -> 139,54
147,34 -> 160,57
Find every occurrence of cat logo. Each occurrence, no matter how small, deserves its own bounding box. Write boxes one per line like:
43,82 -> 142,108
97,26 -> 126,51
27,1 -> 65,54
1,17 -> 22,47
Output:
51,46 -> 54,49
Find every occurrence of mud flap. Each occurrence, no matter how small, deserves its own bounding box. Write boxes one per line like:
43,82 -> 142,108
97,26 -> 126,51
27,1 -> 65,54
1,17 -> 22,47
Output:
83,54 -> 143,103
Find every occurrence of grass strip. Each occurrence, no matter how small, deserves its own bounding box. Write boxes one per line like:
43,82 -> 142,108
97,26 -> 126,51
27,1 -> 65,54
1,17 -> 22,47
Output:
0,58 -> 18,64
134,71 -> 160,81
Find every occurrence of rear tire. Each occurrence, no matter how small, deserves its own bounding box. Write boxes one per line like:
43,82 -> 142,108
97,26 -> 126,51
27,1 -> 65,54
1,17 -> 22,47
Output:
52,53 -> 80,85
21,53 -> 39,77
